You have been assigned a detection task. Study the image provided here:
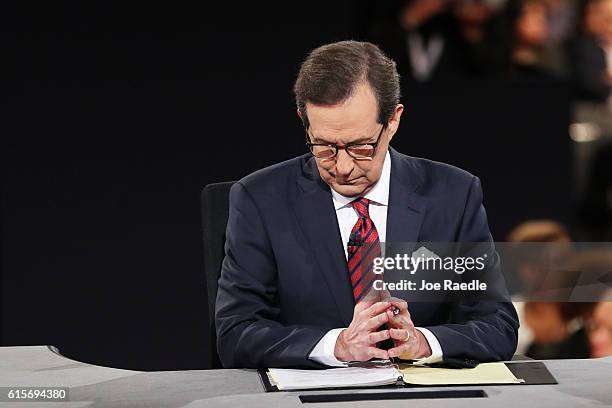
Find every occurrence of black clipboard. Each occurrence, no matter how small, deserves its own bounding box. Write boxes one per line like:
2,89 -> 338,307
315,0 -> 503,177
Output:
258,361 -> 557,392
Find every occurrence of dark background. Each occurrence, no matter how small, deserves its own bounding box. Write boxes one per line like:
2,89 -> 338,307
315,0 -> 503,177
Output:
2,2 -> 570,370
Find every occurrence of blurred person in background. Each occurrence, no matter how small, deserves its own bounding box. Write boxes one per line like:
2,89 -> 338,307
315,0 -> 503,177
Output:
506,0 -> 578,78
570,0 -> 612,242
508,220 -> 593,359
453,0 -> 511,74
545,0 -> 577,43
587,291 -> 612,358
570,0 -> 612,104
508,0 -> 557,78
367,0 -> 509,81
542,0 -> 577,73
569,0 -> 612,137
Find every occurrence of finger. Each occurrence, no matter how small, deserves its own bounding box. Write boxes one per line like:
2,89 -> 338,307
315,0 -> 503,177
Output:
386,309 -> 399,321
389,328 -> 411,342
362,301 -> 391,318
354,298 -> 377,313
386,310 -> 400,327
367,347 -> 390,360
368,329 -> 390,344
385,311 -> 414,330
388,299 -> 408,313
388,343 -> 413,359
363,311 -> 388,331
388,303 -> 411,321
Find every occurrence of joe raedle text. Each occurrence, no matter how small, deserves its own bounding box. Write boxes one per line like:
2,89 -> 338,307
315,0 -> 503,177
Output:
371,251 -> 489,293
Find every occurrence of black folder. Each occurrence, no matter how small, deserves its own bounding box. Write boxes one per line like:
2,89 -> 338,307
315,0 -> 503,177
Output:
258,361 -> 557,393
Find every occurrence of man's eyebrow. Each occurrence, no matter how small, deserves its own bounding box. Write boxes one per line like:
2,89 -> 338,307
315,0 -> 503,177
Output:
309,135 -> 331,144
349,136 -> 375,144
310,134 -> 373,144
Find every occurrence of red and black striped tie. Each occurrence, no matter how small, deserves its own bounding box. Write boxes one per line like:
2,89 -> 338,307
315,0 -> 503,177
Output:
347,197 -> 381,303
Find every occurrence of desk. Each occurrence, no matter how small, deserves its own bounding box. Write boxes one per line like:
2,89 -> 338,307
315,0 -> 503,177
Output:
0,346 -> 610,407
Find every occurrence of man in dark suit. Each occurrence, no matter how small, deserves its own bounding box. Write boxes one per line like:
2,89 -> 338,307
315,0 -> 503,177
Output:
215,40 -> 518,368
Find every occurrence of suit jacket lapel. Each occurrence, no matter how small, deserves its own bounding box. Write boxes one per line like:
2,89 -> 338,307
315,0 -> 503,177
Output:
386,148 -> 430,313
294,157 -> 355,325
386,147 -> 427,246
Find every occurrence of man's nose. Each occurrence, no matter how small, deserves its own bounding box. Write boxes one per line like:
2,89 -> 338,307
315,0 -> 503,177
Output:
335,149 -> 354,177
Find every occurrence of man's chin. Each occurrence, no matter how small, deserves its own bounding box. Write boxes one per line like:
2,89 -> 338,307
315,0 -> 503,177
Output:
331,183 -> 367,198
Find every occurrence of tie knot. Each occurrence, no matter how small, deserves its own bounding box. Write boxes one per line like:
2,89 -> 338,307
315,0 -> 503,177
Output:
351,197 -> 370,218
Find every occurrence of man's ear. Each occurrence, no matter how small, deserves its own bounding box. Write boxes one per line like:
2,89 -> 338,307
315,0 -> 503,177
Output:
387,104 -> 404,141
297,108 -> 309,129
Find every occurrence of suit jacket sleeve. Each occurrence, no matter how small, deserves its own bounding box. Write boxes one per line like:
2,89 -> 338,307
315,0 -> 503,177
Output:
215,182 -> 328,368
425,176 -> 519,363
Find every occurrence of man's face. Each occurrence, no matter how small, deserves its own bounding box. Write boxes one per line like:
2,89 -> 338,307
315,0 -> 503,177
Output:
304,83 -> 403,197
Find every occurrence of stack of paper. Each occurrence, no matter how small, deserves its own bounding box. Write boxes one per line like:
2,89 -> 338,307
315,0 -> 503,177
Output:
268,365 -> 400,391
267,362 -> 521,391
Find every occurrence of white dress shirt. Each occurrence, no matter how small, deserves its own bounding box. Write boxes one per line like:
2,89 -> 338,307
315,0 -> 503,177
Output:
308,151 -> 444,366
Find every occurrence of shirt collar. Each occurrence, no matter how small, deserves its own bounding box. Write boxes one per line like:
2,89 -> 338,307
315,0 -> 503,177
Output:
331,150 -> 391,210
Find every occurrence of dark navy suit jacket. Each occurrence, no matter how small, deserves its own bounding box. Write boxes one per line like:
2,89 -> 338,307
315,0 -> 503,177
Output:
215,147 -> 518,368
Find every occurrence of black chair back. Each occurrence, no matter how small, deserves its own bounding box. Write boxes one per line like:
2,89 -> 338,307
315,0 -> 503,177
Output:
200,181 -> 235,368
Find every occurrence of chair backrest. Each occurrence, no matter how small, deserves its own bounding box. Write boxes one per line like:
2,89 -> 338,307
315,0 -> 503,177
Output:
200,181 -> 235,368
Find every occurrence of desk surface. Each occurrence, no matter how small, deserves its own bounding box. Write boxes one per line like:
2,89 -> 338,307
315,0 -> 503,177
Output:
0,346 -> 610,407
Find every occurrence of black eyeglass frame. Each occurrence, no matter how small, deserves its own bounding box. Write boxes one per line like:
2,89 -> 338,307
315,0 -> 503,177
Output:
305,123 -> 387,160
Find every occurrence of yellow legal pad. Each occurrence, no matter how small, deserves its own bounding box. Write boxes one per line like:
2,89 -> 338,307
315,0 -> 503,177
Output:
399,362 -> 522,385
267,362 -> 522,390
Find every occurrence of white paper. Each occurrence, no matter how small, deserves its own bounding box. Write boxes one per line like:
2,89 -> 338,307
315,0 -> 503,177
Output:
268,365 -> 400,391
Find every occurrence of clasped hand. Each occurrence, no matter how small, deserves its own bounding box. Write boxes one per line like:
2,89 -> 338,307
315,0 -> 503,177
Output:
334,299 -> 432,362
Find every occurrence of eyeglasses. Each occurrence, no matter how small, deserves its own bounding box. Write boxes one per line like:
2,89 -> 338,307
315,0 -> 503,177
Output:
306,124 -> 386,161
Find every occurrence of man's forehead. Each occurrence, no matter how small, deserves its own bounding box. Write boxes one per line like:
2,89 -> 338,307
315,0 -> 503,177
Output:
308,115 -> 377,135
306,84 -> 379,141
308,125 -> 381,146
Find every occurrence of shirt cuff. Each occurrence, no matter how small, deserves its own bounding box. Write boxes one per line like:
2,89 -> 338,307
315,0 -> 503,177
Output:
413,327 -> 443,365
308,328 -> 348,367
